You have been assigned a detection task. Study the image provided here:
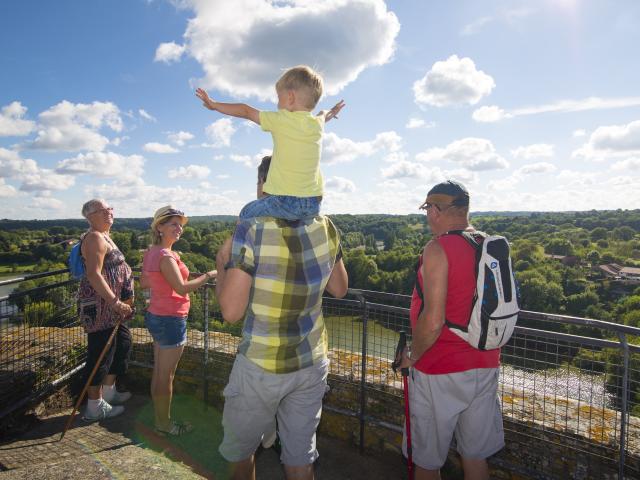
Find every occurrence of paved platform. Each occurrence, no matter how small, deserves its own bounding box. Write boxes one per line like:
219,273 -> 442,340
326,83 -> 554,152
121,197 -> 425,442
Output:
0,394 -> 406,479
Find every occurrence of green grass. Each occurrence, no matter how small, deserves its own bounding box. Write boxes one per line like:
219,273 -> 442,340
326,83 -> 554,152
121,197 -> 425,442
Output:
130,394 -> 232,479
0,264 -> 36,275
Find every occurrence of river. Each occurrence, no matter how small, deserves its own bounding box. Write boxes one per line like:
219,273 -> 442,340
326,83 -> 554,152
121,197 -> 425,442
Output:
0,274 -> 21,298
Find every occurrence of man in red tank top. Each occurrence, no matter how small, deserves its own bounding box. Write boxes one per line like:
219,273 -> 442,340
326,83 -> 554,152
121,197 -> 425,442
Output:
400,181 -> 504,480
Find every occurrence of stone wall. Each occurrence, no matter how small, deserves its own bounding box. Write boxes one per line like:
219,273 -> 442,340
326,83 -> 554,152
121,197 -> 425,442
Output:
125,329 -> 639,479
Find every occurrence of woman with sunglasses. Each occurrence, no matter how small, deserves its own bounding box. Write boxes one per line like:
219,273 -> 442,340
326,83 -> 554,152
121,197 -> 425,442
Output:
78,199 -> 134,421
140,206 -> 216,436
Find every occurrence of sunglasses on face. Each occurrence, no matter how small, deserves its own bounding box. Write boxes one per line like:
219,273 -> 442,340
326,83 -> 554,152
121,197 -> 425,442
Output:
90,207 -> 114,215
419,202 -> 442,212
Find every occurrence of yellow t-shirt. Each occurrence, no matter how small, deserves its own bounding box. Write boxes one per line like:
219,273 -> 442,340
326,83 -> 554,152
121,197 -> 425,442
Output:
259,110 -> 324,197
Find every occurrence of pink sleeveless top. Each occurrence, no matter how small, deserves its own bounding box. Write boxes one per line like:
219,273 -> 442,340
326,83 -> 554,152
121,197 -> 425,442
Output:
409,234 -> 500,374
143,246 -> 190,317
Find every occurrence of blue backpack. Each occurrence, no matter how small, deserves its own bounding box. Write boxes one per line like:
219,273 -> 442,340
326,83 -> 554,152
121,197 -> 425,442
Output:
68,238 -> 85,279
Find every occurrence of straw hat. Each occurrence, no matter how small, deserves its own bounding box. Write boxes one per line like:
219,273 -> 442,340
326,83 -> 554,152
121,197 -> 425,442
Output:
151,205 -> 188,230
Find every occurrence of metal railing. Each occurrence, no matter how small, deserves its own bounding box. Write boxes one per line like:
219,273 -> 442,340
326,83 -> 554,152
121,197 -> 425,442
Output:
1,271 -> 639,478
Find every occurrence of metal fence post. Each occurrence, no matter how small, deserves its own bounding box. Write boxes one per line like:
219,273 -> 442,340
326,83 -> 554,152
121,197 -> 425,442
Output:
203,283 -> 210,409
356,292 -> 368,454
617,332 -> 630,480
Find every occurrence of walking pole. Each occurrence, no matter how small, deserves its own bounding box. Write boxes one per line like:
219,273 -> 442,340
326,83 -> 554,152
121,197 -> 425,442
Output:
60,310 -> 129,440
392,331 -> 413,479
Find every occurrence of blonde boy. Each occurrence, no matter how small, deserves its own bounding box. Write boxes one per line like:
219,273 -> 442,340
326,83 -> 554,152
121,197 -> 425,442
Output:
196,65 -> 344,220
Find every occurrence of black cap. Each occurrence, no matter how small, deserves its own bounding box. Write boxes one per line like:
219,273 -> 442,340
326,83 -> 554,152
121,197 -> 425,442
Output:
426,180 -> 469,206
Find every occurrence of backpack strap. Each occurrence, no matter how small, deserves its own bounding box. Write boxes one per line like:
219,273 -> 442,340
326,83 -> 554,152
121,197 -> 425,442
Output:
441,230 -> 486,333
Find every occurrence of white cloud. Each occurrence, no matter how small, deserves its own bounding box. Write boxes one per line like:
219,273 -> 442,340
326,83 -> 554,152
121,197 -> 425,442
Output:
573,129 -> 586,138
589,120 -> 640,151
519,162 -> 556,175
0,101 -> 36,137
56,151 -> 145,183
511,144 -> 554,160
405,117 -> 435,129
0,179 -> 17,198
29,100 -> 123,152
325,176 -> 356,193
380,159 -> 431,180
229,154 -> 254,168
168,130 -> 194,146
475,97 -> 640,123
413,55 -> 495,107
139,109 -> 157,122
461,16 -> 493,36
20,169 -> 75,192
322,130 -> 401,165
472,105 -> 511,123
612,158 -> 640,171
572,119 -> 640,162
460,8 -> 534,36
154,41 -> 186,63
168,0 -> 399,99
377,179 -> 406,190
205,118 -> 236,148
143,142 -> 179,153
0,147 -> 38,178
216,174 -> 230,179
168,164 -> 211,179
84,181 -> 240,217
416,137 -> 509,171
31,196 -> 65,210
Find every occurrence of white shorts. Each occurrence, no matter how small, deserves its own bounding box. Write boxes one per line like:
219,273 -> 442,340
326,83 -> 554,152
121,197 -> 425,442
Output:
219,354 -> 329,466
402,368 -> 504,470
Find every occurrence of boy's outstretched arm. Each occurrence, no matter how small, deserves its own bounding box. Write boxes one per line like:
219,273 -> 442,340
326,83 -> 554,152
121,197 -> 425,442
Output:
195,88 -> 260,125
319,99 -> 346,123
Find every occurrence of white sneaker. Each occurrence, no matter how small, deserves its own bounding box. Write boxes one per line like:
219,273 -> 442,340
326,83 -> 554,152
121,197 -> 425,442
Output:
103,389 -> 132,405
82,399 -> 124,422
262,429 -> 277,449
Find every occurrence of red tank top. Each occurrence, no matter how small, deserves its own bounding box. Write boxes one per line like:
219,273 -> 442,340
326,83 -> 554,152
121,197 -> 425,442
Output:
409,234 -> 500,374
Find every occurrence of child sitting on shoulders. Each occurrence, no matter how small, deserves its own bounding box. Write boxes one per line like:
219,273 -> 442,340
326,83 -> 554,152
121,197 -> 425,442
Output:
196,65 -> 344,220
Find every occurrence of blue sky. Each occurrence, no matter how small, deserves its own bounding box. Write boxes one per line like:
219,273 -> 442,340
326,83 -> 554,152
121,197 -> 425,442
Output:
1,0 -> 640,220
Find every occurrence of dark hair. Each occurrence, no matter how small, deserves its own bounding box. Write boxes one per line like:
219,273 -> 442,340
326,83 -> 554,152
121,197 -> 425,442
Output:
257,156 -> 272,183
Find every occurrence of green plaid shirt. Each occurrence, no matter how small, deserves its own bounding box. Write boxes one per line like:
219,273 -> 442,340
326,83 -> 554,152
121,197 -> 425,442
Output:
227,216 -> 342,374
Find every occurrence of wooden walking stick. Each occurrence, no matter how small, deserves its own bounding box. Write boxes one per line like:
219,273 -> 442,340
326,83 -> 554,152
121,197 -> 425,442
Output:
60,311 -> 128,440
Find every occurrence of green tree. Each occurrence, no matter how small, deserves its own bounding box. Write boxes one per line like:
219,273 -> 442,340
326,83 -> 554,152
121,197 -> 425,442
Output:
612,226 -> 636,241
590,227 -> 608,241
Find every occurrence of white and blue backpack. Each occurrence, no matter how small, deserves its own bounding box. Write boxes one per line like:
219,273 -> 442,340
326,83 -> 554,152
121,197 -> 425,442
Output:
414,230 -> 520,350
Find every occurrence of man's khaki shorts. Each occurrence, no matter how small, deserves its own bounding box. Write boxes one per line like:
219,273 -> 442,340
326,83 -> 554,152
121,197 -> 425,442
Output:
402,367 -> 504,470
219,354 -> 329,466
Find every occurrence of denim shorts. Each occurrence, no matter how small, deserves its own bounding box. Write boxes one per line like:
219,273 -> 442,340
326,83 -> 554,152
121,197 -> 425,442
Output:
239,195 -> 321,220
144,311 -> 187,349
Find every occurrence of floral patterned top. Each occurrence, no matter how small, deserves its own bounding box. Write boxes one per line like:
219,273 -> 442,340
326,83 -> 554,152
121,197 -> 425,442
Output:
78,233 -> 134,333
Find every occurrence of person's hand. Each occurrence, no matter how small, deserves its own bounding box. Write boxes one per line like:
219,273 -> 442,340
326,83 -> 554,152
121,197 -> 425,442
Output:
113,300 -> 133,318
325,99 -> 345,122
399,346 -> 414,369
196,88 -> 216,110
206,270 -> 217,279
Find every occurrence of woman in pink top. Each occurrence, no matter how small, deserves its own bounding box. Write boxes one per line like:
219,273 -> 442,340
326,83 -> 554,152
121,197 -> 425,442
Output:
141,206 -> 216,436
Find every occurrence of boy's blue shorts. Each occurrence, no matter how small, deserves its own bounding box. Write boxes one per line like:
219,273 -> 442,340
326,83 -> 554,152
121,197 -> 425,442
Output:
239,195 -> 320,221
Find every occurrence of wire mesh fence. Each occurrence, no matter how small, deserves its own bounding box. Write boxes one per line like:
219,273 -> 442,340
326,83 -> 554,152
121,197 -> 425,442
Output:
0,272 -> 85,419
1,271 -> 639,478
